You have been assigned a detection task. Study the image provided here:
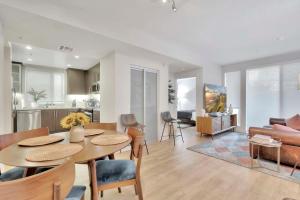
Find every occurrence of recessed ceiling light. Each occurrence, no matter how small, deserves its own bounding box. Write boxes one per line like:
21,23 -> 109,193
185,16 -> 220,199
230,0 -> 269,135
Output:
27,58 -> 32,61
162,0 -> 167,3
74,55 -> 80,59
67,64 -> 72,67
25,45 -> 32,50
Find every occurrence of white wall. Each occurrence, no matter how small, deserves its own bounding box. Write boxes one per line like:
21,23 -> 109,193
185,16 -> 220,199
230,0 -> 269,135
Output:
100,52 -> 116,122
100,51 -> 169,140
0,22 -> 13,133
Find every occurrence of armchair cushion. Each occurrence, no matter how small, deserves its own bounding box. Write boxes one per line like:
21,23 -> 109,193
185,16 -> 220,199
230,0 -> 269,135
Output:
65,185 -> 86,200
0,167 -> 25,182
96,160 -> 136,184
272,124 -> 300,133
286,114 -> 300,130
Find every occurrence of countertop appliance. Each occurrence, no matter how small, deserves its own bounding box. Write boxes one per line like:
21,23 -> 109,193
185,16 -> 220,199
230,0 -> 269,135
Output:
90,82 -> 100,93
16,110 -> 41,132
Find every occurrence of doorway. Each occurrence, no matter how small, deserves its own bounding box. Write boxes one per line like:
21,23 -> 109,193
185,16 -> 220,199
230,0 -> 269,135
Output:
176,77 -> 196,127
130,67 -> 158,143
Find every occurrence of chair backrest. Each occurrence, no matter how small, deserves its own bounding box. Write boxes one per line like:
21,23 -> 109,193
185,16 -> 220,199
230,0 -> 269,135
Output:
127,128 -> 144,176
120,114 -> 138,127
85,122 -> 117,131
161,111 -> 172,123
0,159 -> 75,200
0,127 -> 49,151
127,127 -> 144,159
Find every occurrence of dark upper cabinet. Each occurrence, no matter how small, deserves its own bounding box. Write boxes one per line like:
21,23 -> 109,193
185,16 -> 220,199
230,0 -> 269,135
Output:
66,68 -> 87,95
67,63 -> 100,95
85,63 -> 100,93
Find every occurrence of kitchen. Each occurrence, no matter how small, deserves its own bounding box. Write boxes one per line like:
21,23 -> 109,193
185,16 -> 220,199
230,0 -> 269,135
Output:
11,43 -> 101,133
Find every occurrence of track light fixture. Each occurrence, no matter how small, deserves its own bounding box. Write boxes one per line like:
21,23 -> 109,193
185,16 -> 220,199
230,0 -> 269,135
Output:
162,0 -> 177,12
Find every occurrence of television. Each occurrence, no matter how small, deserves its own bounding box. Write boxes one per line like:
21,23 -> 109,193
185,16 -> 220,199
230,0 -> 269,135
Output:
204,84 -> 227,113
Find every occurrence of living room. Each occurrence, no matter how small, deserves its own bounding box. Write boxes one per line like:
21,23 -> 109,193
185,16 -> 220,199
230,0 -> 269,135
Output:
0,1 -> 300,200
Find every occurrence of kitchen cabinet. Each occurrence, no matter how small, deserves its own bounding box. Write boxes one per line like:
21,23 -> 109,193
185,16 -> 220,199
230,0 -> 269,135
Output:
12,62 -> 22,93
67,63 -> 100,95
66,68 -> 87,94
85,63 -> 100,93
55,109 -> 70,132
41,110 -> 56,132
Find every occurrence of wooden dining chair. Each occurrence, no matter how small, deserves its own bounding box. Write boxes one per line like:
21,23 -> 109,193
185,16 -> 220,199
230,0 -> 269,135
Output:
84,122 -> 117,131
0,159 -> 86,200
0,127 -> 49,181
95,127 -> 144,200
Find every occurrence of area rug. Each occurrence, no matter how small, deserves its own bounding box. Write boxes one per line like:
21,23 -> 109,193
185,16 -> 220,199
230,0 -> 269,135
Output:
187,132 -> 300,184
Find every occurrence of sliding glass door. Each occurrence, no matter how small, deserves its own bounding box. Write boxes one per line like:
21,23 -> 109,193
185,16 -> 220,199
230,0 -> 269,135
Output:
130,67 -> 158,143
246,66 -> 280,129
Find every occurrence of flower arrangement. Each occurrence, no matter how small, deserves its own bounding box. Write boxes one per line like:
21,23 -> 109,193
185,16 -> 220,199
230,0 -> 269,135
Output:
27,88 -> 47,102
60,112 -> 90,129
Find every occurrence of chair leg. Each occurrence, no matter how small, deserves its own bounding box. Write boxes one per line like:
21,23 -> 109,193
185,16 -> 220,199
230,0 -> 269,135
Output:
144,140 -> 149,155
291,162 -> 298,176
134,184 -> 138,195
171,124 -> 176,146
118,187 -> 122,193
101,191 -> 103,197
136,179 -> 143,200
178,123 -> 184,143
108,154 -> 115,160
160,122 -> 167,142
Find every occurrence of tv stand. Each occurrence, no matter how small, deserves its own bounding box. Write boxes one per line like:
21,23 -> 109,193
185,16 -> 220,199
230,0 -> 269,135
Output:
197,114 -> 237,137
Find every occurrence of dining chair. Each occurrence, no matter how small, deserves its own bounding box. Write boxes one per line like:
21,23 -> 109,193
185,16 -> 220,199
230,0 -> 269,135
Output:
0,159 -> 86,200
120,114 -> 149,154
160,111 -> 184,146
84,122 -> 117,130
96,127 -> 144,200
0,127 -> 49,181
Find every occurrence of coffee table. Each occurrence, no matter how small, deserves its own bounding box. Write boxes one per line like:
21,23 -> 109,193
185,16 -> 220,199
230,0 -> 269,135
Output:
249,137 -> 282,172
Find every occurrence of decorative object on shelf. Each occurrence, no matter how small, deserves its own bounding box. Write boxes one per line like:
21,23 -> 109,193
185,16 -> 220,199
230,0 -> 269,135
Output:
168,80 -> 176,104
60,113 -> 90,143
228,104 -> 233,114
27,88 -> 47,103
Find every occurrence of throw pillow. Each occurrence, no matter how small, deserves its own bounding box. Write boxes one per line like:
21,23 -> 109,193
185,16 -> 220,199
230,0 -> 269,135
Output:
286,114 -> 300,130
272,124 -> 300,133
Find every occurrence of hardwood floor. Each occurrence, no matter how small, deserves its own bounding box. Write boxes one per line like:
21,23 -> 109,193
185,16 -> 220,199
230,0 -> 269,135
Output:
74,127 -> 300,200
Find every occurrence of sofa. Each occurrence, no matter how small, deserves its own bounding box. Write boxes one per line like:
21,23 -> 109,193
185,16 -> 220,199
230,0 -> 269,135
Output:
249,127 -> 300,166
249,114 -> 300,166
177,110 -> 196,126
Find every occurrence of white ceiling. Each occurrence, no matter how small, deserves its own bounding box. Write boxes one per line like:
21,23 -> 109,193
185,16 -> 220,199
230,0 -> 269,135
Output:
12,43 -> 99,69
1,0 -> 300,67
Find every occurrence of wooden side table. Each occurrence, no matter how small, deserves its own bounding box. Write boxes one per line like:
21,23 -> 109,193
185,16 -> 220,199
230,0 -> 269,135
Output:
249,139 -> 282,172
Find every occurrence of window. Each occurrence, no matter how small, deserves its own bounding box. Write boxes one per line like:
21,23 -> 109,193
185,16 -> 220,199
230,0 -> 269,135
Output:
24,66 -> 65,103
177,77 -> 196,111
224,71 -> 241,126
246,66 -> 280,128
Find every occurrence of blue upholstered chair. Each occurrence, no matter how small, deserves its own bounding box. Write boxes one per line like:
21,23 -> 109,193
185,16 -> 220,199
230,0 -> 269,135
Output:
96,127 -> 144,200
0,159 -> 86,200
0,128 -> 50,181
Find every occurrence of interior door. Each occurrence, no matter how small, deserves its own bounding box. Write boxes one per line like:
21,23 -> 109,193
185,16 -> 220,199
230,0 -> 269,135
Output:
145,71 -> 158,143
130,67 -> 158,143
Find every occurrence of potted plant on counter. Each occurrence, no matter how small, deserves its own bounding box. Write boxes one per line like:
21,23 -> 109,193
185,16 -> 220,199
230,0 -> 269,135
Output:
60,113 -> 90,143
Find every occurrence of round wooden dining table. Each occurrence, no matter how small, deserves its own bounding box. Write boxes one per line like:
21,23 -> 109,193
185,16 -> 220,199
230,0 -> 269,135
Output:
0,130 -> 132,200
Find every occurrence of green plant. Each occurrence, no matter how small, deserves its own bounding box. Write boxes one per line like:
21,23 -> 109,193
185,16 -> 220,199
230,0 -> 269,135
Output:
27,88 -> 47,102
168,80 -> 176,104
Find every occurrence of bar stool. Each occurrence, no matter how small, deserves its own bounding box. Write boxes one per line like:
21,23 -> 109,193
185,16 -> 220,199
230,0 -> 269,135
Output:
160,111 -> 184,146
120,114 -> 149,154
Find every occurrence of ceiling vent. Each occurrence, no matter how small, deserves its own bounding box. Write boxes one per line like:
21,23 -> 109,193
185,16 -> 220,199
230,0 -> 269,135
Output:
58,45 -> 73,52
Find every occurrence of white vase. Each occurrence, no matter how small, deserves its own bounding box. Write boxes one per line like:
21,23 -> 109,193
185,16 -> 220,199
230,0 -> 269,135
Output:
69,126 -> 84,143
228,104 -> 233,114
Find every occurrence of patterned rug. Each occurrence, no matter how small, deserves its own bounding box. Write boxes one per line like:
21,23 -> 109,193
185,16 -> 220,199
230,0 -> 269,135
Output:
187,132 -> 300,184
